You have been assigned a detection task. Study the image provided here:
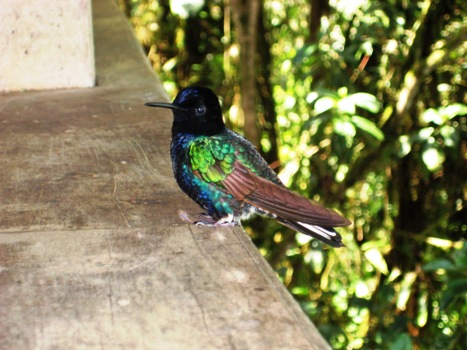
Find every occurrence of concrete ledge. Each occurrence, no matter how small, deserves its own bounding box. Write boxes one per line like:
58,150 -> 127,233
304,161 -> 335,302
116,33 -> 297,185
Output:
0,0 -> 330,348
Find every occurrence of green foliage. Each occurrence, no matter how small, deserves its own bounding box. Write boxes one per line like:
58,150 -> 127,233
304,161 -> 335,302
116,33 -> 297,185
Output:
122,0 -> 467,348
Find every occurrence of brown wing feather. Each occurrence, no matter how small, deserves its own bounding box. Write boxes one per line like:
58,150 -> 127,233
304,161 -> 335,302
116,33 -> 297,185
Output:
221,162 -> 351,227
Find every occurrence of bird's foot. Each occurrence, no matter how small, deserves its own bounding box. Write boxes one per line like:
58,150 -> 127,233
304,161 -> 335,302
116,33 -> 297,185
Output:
214,214 -> 238,226
179,211 -> 238,227
194,213 -> 238,227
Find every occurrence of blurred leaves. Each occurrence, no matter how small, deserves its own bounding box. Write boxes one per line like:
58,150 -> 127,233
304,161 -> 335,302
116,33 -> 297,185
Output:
389,333 -> 413,350
351,116 -> 384,141
363,246 -> 389,275
424,243 -> 467,310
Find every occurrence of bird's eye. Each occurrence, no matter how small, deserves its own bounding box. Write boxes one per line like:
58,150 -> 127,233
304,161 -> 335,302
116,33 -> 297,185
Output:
194,105 -> 206,117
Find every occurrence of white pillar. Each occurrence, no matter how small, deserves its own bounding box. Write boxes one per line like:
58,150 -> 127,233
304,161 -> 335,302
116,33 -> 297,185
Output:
0,0 -> 95,92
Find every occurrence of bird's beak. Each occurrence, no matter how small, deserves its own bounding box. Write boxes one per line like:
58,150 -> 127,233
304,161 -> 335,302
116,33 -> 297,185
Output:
144,102 -> 186,112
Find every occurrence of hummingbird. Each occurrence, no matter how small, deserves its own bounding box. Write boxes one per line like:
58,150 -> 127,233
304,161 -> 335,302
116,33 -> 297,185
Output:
145,86 -> 351,247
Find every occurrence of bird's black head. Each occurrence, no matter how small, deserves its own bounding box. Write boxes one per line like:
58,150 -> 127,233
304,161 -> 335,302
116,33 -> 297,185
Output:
145,86 -> 225,136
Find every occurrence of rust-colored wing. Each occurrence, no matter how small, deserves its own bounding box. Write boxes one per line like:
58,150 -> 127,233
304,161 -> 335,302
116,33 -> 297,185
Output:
221,162 -> 351,227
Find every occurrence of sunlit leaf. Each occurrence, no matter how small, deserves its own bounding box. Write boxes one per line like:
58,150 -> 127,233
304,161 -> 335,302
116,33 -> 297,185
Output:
417,127 -> 434,140
422,104 -> 466,125
355,281 -> 371,298
306,91 -> 319,104
397,272 -> 417,310
278,158 -> 300,186
169,0 -> 205,19
422,108 -> 443,125
337,87 -> 348,98
361,41 -> 374,55
162,56 -> 178,71
397,135 -> 412,158
422,146 -> 445,172
314,96 -> 335,115
440,125 -> 459,148
284,95 -> 296,109
305,249 -> 324,274
437,83 -> 452,92
335,164 -> 349,183
296,232 -> 312,245
444,103 -> 467,118
364,248 -> 389,275
388,267 -> 402,282
337,96 -> 356,115
347,93 -> 381,113
291,286 -> 310,296
426,236 -> 458,250
417,291 -> 428,327
351,116 -> 385,141
334,117 -> 356,137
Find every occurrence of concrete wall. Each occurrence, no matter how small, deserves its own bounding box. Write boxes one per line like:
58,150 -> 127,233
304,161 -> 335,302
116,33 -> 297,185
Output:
0,0 -> 95,92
